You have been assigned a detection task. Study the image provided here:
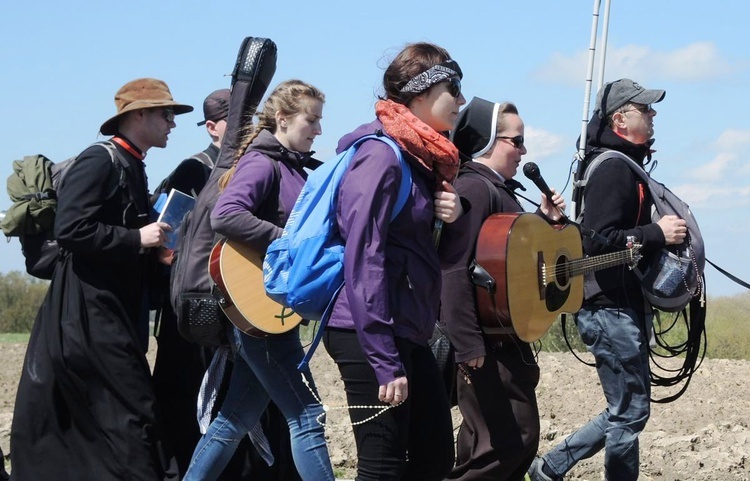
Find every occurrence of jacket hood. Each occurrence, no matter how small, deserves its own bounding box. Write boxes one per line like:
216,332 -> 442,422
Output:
579,114 -> 654,165
247,129 -> 317,170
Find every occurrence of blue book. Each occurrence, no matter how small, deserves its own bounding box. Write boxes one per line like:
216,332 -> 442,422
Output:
156,189 -> 196,249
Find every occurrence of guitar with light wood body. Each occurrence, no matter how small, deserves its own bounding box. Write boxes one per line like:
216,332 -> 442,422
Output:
473,213 -> 641,343
208,238 -> 302,337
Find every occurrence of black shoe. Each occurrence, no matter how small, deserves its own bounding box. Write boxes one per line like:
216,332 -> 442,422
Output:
527,456 -> 559,481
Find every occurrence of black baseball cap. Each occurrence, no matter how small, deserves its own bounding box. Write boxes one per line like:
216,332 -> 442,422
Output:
197,88 -> 230,126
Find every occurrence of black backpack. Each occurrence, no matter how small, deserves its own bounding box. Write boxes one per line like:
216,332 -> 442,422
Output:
1,142 -> 122,279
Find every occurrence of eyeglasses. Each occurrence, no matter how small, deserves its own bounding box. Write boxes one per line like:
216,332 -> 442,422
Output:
622,104 -> 652,115
161,109 -> 175,123
497,135 -> 524,149
443,77 -> 462,98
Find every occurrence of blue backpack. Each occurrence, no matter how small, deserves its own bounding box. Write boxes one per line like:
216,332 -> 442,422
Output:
263,134 -> 412,366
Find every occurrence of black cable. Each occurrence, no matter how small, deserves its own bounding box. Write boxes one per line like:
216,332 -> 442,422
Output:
648,280 -> 707,403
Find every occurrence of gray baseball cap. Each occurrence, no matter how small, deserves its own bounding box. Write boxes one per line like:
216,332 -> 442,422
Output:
596,78 -> 665,118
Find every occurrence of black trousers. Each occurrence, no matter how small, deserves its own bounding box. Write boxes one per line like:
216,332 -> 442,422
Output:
324,328 -> 454,481
0,445 -> 8,481
448,341 -> 540,481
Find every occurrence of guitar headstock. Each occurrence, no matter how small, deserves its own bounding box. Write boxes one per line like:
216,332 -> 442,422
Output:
625,235 -> 643,269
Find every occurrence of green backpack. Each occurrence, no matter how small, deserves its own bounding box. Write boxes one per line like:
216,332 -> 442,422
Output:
2,154 -> 59,238
1,142 -> 120,279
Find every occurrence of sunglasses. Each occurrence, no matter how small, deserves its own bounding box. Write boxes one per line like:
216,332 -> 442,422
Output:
497,135 -> 524,149
623,103 -> 652,114
443,77 -> 462,98
161,108 -> 176,123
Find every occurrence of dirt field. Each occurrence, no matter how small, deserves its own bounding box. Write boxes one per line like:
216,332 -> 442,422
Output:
2,340 -> 749,480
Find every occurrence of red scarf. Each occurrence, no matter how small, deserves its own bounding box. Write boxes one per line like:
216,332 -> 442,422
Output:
375,99 -> 459,184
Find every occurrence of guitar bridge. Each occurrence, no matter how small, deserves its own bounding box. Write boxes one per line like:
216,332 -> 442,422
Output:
537,251 -> 546,301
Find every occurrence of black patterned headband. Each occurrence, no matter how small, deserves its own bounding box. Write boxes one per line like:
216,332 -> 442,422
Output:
399,60 -> 463,94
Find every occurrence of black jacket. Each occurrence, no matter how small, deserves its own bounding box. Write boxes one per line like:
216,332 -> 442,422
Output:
580,115 -> 666,311
11,137 -> 175,481
439,161 -> 525,363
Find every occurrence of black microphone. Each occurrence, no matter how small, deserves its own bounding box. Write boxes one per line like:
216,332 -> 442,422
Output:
522,162 -> 557,207
522,162 -> 611,246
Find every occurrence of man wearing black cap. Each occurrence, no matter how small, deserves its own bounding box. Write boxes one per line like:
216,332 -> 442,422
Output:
155,88 -> 230,197
439,97 -> 565,480
529,79 -> 687,481
151,89 -> 229,476
11,77 -> 192,481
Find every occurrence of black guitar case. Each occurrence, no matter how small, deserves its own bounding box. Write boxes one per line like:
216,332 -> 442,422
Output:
170,37 -> 277,345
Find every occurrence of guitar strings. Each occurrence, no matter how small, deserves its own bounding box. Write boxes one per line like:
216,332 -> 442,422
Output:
543,249 -> 638,284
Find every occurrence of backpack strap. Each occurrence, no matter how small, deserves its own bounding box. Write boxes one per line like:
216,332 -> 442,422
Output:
349,133 -> 412,220
296,133 -> 412,371
574,149 -> 649,223
190,151 -> 215,169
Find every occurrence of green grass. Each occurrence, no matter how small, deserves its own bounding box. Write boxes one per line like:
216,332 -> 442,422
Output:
0,332 -> 30,343
538,291 -> 750,360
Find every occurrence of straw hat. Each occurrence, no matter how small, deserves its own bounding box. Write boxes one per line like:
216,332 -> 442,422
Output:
100,78 -> 193,135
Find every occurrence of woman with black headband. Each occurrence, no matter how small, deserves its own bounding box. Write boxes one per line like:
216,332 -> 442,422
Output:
322,42 -> 465,480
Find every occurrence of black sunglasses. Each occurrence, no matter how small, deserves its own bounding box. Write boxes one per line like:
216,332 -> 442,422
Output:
162,108 -> 175,122
443,77 -> 462,98
623,103 -> 652,114
497,135 -> 524,149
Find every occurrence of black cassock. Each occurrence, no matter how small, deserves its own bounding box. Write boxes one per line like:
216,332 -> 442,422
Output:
11,139 -> 176,481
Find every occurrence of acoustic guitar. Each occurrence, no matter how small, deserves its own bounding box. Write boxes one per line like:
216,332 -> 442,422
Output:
473,213 -> 641,343
208,238 -> 302,337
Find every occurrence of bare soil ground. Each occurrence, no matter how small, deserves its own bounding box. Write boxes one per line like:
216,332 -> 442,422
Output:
2,341 -> 749,480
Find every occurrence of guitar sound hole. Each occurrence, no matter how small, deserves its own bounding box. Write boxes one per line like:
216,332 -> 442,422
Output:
555,255 -> 570,287
545,255 -> 570,312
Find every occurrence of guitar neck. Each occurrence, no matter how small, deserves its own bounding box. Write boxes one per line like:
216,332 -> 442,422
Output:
566,249 -> 638,277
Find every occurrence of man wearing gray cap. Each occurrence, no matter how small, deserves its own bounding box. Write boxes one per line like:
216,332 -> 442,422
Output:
529,79 -> 687,481
11,77 -> 192,480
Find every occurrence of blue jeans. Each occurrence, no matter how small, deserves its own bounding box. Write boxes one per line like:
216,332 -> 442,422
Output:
543,307 -> 652,481
183,327 -> 334,481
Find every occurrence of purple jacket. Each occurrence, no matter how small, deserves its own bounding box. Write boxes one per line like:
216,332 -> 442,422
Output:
211,129 -> 312,250
327,120 -> 442,385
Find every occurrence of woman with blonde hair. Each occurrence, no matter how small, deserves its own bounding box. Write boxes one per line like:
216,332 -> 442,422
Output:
322,42 -> 466,480
183,79 -> 334,481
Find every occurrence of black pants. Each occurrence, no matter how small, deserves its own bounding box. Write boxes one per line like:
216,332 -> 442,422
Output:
448,342 -> 540,481
0,445 -> 8,481
324,328 -> 454,481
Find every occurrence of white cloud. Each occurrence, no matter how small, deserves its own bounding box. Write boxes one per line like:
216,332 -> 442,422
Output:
674,183 -> 750,210
715,128 -> 750,150
685,128 -> 750,182
535,42 -> 735,86
678,128 -> 750,209
524,126 -> 569,164
690,152 -> 735,182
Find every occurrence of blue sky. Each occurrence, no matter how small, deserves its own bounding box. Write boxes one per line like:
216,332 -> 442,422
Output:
1,0 -> 748,297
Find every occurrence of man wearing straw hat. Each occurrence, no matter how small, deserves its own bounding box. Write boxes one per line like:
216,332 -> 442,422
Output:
11,78 -> 192,481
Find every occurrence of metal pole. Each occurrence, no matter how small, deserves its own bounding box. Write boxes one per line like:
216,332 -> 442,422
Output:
596,0 -> 613,91
577,0 -> 602,162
